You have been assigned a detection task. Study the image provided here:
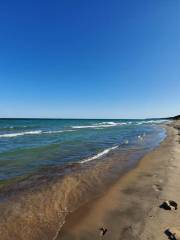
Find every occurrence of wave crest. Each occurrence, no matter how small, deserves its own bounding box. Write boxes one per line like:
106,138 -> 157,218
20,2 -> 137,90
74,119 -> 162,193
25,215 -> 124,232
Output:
72,121 -> 128,129
136,120 -> 168,125
80,145 -> 119,163
0,131 -> 42,138
0,130 -> 75,138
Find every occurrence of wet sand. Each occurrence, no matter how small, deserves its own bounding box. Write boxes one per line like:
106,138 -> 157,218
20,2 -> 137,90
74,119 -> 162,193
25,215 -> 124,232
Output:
1,129 -> 165,240
58,121 -> 180,240
0,121 -> 178,240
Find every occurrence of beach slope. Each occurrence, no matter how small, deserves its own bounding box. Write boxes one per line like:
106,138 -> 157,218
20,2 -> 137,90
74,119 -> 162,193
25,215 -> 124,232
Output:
59,121 -> 180,240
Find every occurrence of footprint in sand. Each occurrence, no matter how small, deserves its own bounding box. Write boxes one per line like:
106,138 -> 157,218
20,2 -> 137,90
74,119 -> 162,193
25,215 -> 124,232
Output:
168,165 -> 177,170
158,179 -> 163,183
153,184 -> 163,192
165,228 -> 180,240
99,227 -> 107,237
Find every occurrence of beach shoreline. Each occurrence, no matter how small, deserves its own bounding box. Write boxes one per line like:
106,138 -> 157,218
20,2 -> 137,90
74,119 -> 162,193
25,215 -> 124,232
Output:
0,121 -> 176,240
58,120 -> 180,240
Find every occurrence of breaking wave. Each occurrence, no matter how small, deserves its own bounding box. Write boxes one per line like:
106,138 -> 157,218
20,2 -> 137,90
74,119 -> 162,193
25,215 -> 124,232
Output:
0,130 -> 75,138
0,130 -> 42,138
72,121 -> 128,129
43,130 -> 75,134
80,145 -> 119,163
136,119 -> 168,125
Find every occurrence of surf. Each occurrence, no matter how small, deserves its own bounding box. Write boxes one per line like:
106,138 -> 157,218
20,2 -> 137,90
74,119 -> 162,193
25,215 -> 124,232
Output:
80,146 -> 119,163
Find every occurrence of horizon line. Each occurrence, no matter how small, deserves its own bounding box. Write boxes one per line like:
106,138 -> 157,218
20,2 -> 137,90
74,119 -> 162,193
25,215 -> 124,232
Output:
0,117 -> 170,120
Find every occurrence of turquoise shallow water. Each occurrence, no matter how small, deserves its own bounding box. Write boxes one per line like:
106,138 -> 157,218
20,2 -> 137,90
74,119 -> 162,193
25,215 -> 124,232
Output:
0,118 -> 167,181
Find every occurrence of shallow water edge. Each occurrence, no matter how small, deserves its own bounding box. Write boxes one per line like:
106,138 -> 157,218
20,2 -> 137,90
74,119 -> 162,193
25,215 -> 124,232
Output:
0,125 -> 167,240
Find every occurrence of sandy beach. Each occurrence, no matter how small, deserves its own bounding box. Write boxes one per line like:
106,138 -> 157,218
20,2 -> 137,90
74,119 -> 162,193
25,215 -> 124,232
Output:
0,120 -> 179,240
58,120 -> 180,240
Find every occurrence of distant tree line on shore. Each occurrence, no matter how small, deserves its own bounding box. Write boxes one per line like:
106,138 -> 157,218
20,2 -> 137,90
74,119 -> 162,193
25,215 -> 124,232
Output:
169,115 -> 180,120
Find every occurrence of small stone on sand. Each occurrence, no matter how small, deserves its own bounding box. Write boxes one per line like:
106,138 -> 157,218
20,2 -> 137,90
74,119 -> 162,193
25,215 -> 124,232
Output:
160,200 -> 178,210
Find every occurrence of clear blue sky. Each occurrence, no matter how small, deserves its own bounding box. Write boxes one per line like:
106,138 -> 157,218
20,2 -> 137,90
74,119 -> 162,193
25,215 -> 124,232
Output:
0,0 -> 179,119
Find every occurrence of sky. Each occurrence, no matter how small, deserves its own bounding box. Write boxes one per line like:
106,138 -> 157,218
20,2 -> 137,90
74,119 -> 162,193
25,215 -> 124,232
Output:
0,0 -> 180,119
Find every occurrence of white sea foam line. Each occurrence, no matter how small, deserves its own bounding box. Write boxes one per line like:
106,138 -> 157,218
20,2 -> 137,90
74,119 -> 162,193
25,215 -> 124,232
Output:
80,145 -> 119,164
72,122 -> 128,129
44,130 -> 75,134
72,125 -> 100,129
0,129 -> 76,138
0,130 -> 42,138
136,120 -> 168,125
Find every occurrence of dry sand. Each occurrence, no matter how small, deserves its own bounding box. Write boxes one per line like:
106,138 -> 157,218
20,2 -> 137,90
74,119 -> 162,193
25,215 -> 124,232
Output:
58,120 -> 180,240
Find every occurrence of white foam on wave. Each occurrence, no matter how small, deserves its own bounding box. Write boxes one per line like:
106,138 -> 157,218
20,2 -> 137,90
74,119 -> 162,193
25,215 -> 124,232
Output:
80,145 -> 119,164
136,119 -> 168,125
0,129 -> 76,138
72,125 -> 99,129
44,130 -> 75,134
0,130 -> 42,138
72,121 -> 128,129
